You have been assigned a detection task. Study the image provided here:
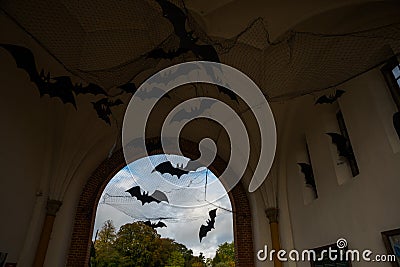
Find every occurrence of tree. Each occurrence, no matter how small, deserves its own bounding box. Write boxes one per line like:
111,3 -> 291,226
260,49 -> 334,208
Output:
93,221 -> 210,267
166,250 -> 185,267
94,220 -> 121,267
212,242 -> 235,267
114,222 -> 160,266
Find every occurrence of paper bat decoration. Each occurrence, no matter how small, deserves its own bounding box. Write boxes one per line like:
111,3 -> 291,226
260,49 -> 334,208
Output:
183,160 -> 204,172
147,47 -> 190,60
315,90 -> 345,104
117,82 -> 138,94
326,132 -> 352,159
170,99 -> 216,123
143,220 -> 167,229
0,44 -> 77,108
152,0 -> 239,103
199,209 -> 217,242
152,161 -> 189,178
91,98 -> 123,125
297,163 -> 317,195
152,64 -> 201,84
136,87 -> 171,100
126,186 -> 169,205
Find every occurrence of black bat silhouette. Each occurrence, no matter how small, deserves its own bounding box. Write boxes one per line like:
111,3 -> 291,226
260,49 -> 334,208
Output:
91,98 -> 123,125
126,186 -> 169,205
152,63 -> 201,84
297,163 -> 317,196
135,87 -> 171,100
152,0 -> 239,102
199,209 -> 217,242
152,161 -> 189,178
315,90 -> 345,105
183,160 -> 204,172
326,132 -> 352,158
117,82 -> 137,94
147,47 -> 190,60
0,44 -> 77,108
71,80 -> 107,96
143,220 -> 167,229
170,99 -> 216,123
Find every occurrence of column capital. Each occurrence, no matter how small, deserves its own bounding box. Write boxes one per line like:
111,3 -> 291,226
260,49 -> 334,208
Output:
46,199 -> 62,216
265,207 -> 279,223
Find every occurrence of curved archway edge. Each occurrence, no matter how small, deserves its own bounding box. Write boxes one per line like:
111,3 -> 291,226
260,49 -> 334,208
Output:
67,139 -> 254,266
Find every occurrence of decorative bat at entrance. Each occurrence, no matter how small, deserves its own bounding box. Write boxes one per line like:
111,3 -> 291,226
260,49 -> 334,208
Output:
199,209 -> 217,242
125,186 -> 169,205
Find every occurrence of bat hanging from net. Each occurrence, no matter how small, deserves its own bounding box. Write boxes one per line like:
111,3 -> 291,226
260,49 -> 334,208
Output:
199,208 -> 217,242
125,186 -> 169,205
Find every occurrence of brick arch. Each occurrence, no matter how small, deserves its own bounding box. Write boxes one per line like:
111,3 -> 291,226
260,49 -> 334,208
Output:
67,139 -> 254,266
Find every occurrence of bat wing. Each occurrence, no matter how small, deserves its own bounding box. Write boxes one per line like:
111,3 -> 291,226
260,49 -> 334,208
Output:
199,224 -> 212,242
153,63 -> 201,85
297,163 -> 315,188
152,161 -> 173,175
171,168 -> 189,178
184,160 -> 204,172
315,95 -> 332,105
118,83 -> 137,94
91,99 -> 111,125
0,44 -> 40,83
49,76 -> 77,108
218,86 -> 238,102
199,209 -> 217,242
156,222 -> 167,228
126,186 -> 149,205
192,44 -> 220,63
209,209 -> 217,221
126,186 -> 141,198
150,190 -> 169,203
147,47 -> 189,60
327,133 -> 348,157
143,220 -> 152,227
170,99 -> 216,123
111,99 -> 124,106
1,44 -> 77,108
170,108 -> 192,123
80,83 -> 107,96
153,161 -> 189,178
334,90 -> 346,99
297,163 -> 312,177
198,99 -> 216,114
136,87 -> 166,100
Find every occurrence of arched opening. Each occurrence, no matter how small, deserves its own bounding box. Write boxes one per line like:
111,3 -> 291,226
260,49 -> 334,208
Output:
67,140 -> 254,267
92,154 -> 234,265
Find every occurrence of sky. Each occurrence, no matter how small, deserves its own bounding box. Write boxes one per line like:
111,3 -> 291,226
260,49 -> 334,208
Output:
93,154 -> 234,259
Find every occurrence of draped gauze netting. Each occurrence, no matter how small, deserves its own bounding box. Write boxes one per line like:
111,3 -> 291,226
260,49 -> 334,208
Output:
2,0 -> 400,101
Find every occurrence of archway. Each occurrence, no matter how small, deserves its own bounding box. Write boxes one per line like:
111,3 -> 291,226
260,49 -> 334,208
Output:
67,139 -> 254,267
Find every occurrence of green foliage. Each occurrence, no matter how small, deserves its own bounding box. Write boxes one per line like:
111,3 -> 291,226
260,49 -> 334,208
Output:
166,250 -> 185,267
211,242 -> 235,267
91,220 -> 210,267
93,220 -> 121,267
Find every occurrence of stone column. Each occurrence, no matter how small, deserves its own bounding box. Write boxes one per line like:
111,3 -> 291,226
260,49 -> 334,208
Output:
266,207 -> 282,267
33,199 -> 62,267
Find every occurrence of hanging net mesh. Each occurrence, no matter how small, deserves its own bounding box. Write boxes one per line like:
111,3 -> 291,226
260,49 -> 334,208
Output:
98,155 -> 232,223
2,0 -> 400,100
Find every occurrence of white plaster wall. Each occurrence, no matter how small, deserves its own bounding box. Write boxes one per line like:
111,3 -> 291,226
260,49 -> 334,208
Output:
285,68 -> 400,267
